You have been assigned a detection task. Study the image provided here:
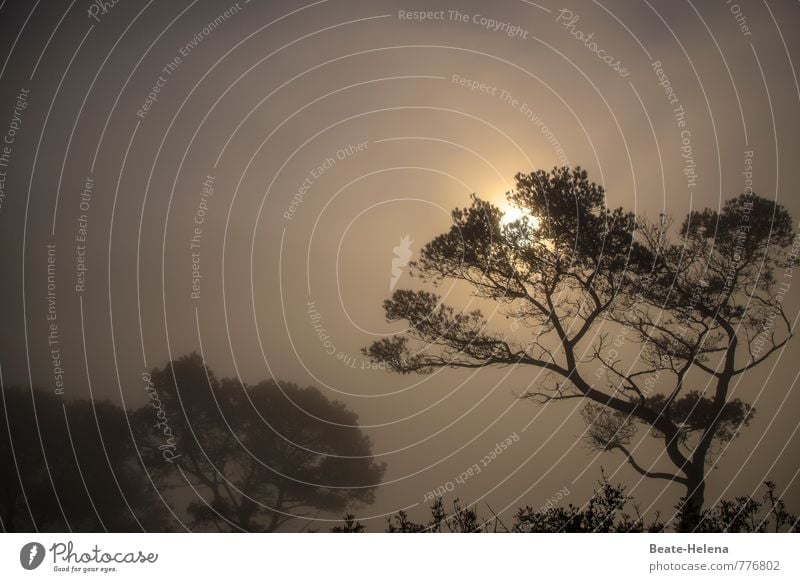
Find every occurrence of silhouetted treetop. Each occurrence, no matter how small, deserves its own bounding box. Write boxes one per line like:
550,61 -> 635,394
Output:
365,166 -> 796,531
136,353 -> 385,532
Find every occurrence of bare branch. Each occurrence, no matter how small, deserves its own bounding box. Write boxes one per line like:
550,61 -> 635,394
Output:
613,445 -> 688,484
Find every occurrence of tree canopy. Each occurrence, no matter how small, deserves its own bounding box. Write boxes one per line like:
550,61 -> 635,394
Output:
365,166 -> 796,530
136,353 -> 385,532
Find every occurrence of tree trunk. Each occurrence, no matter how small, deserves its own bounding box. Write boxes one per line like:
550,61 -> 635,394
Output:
678,466 -> 706,532
266,488 -> 285,532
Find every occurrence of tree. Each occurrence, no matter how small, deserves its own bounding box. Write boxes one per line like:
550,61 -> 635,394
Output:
364,166 -> 795,531
136,354 -> 385,532
0,386 -> 167,531
378,498 -> 486,533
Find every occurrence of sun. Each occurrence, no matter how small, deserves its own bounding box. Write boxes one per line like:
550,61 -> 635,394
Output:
499,203 -> 540,229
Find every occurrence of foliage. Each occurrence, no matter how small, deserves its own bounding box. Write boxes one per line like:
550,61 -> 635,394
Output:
331,480 -> 797,533
135,353 -> 385,532
365,167 -> 796,530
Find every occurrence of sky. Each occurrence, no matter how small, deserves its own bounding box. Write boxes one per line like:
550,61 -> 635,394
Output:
0,0 -> 799,529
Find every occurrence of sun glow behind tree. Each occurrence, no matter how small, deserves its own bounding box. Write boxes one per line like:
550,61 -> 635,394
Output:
499,201 -> 542,249
499,203 -> 539,229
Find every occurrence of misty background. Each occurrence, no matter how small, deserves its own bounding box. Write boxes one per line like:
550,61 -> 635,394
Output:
0,0 -> 799,530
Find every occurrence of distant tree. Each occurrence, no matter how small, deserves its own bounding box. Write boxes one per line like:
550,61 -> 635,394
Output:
330,513 -> 366,532
365,166 -> 796,531
0,386 -> 166,532
136,354 -> 385,532
384,498 -> 486,533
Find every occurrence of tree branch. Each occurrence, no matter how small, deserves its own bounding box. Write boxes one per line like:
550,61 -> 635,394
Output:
613,445 -> 688,484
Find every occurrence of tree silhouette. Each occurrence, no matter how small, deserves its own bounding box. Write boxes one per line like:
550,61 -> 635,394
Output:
365,166 -> 795,531
0,386 -> 167,531
136,354 -> 385,532
331,480 -> 795,533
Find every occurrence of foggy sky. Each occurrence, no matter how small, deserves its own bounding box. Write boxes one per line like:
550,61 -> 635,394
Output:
1,0 -> 799,529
